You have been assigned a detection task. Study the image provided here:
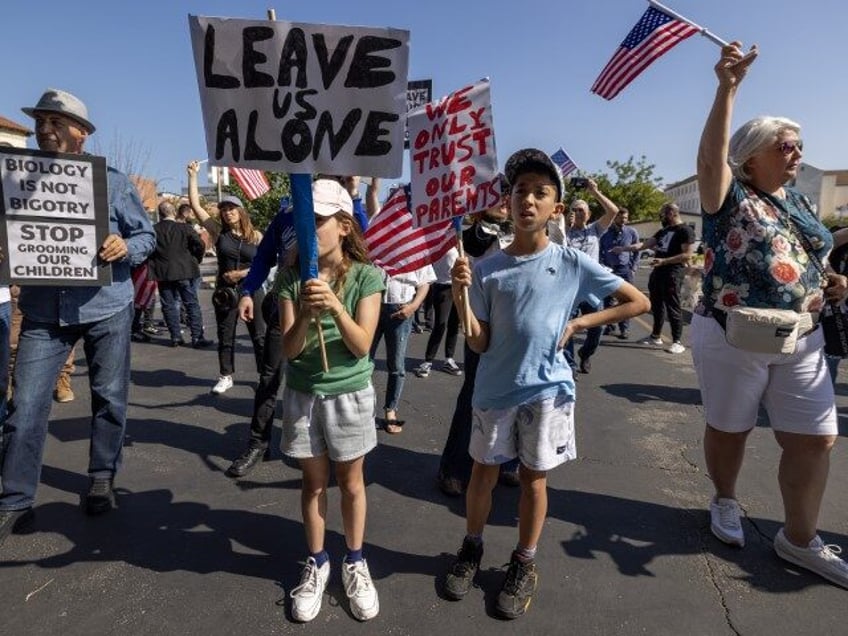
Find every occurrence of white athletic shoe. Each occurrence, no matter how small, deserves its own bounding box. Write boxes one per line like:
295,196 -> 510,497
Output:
774,528 -> 848,589
414,361 -> 432,378
211,375 -> 233,395
667,342 -> 686,354
641,337 -> 664,346
342,559 -> 380,621
290,557 -> 330,622
710,497 -> 745,547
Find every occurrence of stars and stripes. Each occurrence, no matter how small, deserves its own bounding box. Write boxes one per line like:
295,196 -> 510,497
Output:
591,6 -> 699,100
551,148 -> 578,177
364,186 -> 456,276
229,167 -> 271,200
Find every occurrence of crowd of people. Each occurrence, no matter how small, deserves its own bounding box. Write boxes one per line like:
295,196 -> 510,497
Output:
3,40 -> 848,626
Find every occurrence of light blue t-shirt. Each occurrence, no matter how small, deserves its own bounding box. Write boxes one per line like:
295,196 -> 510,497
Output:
566,220 -> 605,262
470,242 -> 622,409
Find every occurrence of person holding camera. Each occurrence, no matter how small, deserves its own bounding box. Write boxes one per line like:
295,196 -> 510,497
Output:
187,162 -> 263,395
563,178 -> 620,373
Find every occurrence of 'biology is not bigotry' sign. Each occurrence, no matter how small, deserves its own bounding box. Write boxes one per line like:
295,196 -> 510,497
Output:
0,147 -> 110,286
189,15 -> 410,178
407,79 -> 499,228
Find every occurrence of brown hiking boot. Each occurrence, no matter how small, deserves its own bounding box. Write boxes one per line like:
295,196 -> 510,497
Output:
54,373 -> 74,403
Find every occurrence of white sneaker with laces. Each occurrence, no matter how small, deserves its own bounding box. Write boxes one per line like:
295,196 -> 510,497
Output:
710,497 -> 745,547
211,375 -> 233,395
641,337 -> 663,346
667,342 -> 686,354
442,358 -> 463,376
414,361 -> 432,378
290,557 -> 330,622
774,528 -> 848,589
342,559 -> 379,621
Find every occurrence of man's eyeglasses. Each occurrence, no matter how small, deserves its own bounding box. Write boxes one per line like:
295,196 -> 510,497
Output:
777,140 -> 803,155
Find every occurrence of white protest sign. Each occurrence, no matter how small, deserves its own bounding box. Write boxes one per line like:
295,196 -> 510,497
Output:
188,16 -> 410,178
0,148 -> 110,286
407,79 -> 499,228
404,79 -> 432,148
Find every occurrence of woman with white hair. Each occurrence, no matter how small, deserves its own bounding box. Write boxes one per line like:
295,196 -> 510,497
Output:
694,41 -> 848,587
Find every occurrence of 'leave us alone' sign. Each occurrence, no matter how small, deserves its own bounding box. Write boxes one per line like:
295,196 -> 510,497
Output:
188,15 -> 410,178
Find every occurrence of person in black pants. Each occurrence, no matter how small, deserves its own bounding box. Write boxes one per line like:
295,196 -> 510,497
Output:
622,204 -> 694,354
219,173 -> 376,477
436,184 -> 520,495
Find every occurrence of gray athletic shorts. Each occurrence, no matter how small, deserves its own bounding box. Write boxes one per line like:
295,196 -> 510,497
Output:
281,384 -> 377,462
470,392 -> 576,471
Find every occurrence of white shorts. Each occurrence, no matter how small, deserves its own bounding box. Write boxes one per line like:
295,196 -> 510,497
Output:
690,313 -> 837,435
282,384 -> 377,462
470,393 -> 576,471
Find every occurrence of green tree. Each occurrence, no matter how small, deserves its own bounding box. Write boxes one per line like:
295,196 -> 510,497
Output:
563,155 -> 668,222
224,172 -> 291,231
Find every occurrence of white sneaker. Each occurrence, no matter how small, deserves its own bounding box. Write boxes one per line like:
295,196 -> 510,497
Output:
667,342 -> 686,354
211,375 -> 233,395
342,559 -> 379,621
414,361 -> 432,378
710,497 -> 745,547
442,358 -> 463,376
774,528 -> 848,589
290,557 -> 330,622
641,337 -> 663,346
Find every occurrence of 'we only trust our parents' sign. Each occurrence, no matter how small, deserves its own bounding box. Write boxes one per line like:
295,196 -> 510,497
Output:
188,15 -> 410,178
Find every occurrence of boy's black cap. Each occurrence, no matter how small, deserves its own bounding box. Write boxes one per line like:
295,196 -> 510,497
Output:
504,148 -> 564,202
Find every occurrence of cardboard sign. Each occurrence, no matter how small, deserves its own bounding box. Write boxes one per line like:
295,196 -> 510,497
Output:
0,147 -> 110,286
407,79 -> 499,228
404,79 -> 432,148
188,15 -> 410,178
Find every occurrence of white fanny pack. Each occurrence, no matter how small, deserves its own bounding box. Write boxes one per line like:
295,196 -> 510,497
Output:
721,307 -> 815,354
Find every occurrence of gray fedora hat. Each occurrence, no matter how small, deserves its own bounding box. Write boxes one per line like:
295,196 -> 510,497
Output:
22,88 -> 95,133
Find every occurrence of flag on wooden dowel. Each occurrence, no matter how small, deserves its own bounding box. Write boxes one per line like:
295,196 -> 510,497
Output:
364,186 -> 456,276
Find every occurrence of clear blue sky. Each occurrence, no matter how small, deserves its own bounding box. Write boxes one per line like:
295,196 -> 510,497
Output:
3,0 -> 846,193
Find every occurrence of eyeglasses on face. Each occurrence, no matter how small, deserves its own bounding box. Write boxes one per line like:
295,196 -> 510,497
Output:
777,140 -> 803,155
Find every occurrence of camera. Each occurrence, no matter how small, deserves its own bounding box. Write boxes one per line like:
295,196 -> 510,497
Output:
570,177 -> 589,190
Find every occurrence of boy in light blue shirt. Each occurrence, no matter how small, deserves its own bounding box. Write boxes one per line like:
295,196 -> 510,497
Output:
442,149 -> 649,619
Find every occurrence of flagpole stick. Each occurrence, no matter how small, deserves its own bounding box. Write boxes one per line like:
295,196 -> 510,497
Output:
647,0 -> 728,47
453,218 -> 472,336
269,6 -> 329,372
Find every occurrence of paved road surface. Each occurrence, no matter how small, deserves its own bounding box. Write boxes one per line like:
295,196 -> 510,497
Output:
3,274 -> 848,635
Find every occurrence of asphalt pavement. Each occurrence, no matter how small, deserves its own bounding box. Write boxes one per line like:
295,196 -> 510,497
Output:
3,269 -> 848,635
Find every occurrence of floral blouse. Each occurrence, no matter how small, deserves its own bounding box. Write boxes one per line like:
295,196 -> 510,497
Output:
698,179 -> 832,315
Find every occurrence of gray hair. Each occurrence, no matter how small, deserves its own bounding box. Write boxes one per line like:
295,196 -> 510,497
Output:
728,116 -> 801,180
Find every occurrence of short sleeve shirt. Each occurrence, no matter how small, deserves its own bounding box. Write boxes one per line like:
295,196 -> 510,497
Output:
277,262 -> 385,395
699,180 -> 831,314
566,221 -> 605,262
469,242 -> 622,409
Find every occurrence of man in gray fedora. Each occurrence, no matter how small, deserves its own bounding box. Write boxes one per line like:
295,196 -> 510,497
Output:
0,88 -> 155,547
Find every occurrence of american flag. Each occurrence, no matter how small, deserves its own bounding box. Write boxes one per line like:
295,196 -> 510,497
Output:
591,6 -> 699,100
551,148 -> 578,177
230,167 -> 271,200
364,186 -> 456,276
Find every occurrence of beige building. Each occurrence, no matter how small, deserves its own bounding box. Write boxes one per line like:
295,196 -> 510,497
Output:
664,163 -> 848,224
0,115 -> 33,148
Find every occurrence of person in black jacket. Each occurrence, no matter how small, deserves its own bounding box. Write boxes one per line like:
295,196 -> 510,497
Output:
148,201 -> 213,348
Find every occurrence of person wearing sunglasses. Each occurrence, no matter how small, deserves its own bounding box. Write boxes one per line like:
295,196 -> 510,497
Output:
693,42 -> 848,588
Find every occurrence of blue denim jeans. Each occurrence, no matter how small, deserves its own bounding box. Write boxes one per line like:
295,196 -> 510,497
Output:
0,303 -> 133,510
158,279 -> 204,341
0,301 -> 11,421
371,303 -> 413,412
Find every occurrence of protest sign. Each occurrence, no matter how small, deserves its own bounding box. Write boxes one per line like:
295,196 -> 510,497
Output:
407,79 -> 499,228
188,15 -> 410,178
404,79 -> 432,148
0,147 -> 110,286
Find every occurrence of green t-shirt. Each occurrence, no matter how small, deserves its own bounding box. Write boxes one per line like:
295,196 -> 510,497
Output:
277,261 -> 385,395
